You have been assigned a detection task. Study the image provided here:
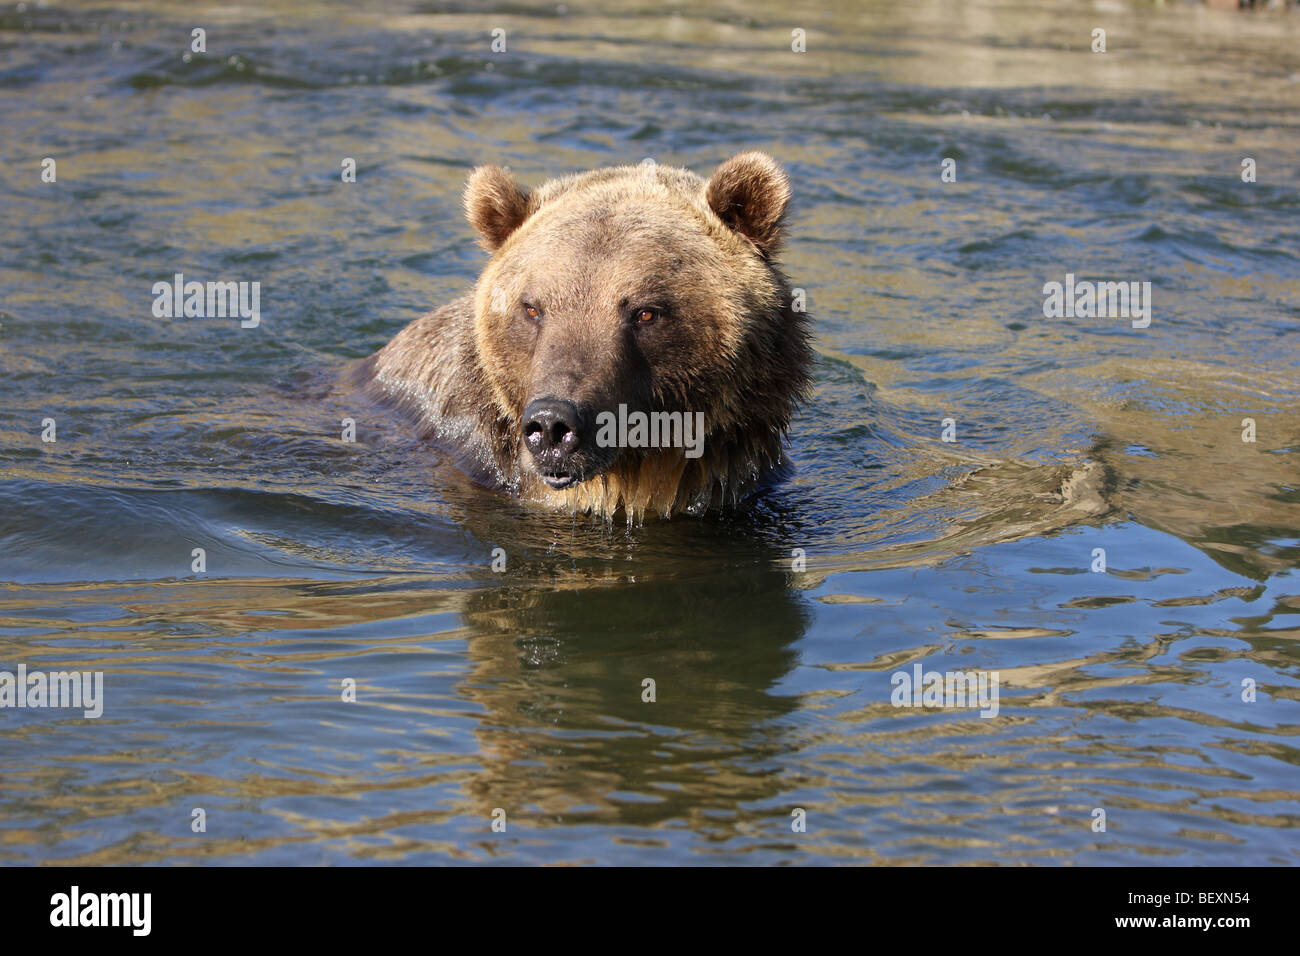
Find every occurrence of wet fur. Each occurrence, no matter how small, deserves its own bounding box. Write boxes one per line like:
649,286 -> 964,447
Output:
355,153 -> 812,521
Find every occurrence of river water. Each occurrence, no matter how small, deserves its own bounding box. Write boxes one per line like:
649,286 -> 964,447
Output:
1,0 -> 1297,864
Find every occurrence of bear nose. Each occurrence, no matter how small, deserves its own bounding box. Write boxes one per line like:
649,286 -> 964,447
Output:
522,398 -> 582,461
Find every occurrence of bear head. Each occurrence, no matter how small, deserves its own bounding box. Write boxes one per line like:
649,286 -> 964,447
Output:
464,151 -> 811,512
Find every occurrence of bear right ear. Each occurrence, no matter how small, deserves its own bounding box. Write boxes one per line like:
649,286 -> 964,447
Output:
464,165 -> 531,252
705,151 -> 791,257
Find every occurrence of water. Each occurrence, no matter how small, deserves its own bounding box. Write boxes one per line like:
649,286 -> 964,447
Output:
1,0 -> 1298,865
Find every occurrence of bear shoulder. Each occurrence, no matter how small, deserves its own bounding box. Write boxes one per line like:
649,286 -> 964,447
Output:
353,295 -> 516,488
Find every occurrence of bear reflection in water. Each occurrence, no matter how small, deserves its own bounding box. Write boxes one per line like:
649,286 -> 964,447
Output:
455,527 -> 812,823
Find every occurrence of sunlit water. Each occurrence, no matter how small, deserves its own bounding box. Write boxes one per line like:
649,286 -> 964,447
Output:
1,0 -> 1298,864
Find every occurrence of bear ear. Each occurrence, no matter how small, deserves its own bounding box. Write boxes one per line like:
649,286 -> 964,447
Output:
704,151 -> 791,256
464,165 -> 531,252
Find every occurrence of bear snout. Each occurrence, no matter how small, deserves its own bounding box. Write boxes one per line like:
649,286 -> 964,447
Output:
522,397 -> 587,488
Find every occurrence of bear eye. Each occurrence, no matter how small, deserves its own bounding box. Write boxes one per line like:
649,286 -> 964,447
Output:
634,307 -> 658,325
523,303 -> 541,321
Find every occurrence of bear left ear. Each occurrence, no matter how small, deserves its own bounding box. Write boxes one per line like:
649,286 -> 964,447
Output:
464,164 -> 531,252
704,151 -> 791,256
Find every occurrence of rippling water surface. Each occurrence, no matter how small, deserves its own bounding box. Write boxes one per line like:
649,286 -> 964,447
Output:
1,0 -> 1298,864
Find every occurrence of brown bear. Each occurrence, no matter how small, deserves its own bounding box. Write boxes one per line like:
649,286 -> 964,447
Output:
354,152 -> 812,520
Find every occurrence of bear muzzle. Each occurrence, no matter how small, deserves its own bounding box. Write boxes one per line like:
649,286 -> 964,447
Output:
521,397 -> 610,489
